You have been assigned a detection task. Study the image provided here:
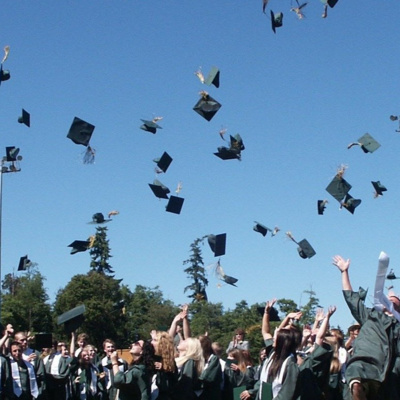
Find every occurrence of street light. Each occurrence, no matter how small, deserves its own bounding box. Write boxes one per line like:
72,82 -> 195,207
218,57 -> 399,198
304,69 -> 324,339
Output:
0,146 -> 22,320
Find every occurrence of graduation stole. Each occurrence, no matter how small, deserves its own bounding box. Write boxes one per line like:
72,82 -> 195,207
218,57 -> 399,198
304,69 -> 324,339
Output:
78,365 -> 98,398
11,359 -> 39,398
45,353 -> 62,376
259,353 -> 293,399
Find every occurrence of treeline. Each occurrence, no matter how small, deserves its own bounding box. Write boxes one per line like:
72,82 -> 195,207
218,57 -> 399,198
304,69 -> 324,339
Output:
0,265 -> 322,362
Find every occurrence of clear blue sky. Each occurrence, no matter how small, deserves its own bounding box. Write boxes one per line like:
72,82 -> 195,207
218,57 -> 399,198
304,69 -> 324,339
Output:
1,0 -> 400,331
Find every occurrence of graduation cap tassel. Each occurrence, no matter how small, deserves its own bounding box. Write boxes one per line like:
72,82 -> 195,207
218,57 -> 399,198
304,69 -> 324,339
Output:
194,68 -> 205,84
83,146 -> 95,164
1,46 -> 9,64
322,4 -> 328,18
285,231 -> 298,245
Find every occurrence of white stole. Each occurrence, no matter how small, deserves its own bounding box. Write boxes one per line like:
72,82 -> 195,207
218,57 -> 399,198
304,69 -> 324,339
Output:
11,359 -> 39,398
78,366 -> 98,399
101,356 -> 124,389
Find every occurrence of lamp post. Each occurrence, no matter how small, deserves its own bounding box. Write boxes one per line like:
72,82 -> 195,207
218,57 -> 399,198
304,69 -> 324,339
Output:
0,147 -> 22,320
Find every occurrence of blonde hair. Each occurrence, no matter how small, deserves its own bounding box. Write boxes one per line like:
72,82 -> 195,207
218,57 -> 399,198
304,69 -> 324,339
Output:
175,338 -> 204,375
156,331 -> 176,373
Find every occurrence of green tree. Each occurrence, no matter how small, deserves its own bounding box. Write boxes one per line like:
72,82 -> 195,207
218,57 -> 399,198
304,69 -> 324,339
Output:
89,226 -> 114,274
1,264 -> 52,332
53,271 -> 127,349
276,298 -> 298,315
183,237 -> 208,302
299,288 -> 320,326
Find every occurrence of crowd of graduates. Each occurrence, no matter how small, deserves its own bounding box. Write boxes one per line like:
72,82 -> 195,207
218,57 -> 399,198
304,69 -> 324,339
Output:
1,252 -> 400,400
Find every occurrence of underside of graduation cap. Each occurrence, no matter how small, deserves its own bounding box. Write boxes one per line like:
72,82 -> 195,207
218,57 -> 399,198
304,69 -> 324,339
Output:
0,64 -> 10,84
18,109 -> 30,127
67,117 -> 95,146
297,239 -> 316,259
317,200 -> 328,215
140,119 -> 162,134
270,10 -> 283,33
154,151 -> 173,173
372,181 -> 387,197
204,66 -> 220,88
222,274 -> 238,286
68,240 -> 91,255
57,304 -> 86,333
166,195 -> 184,214
149,179 -> 170,199
5,146 -> 20,162
325,176 -> 352,202
208,233 -> 226,257
214,147 -> 241,160
341,194 -> 361,214
89,213 -> 111,224
193,92 -> 222,121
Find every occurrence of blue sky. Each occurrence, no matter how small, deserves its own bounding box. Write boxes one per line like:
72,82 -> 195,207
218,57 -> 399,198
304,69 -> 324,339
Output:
1,0 -> 400,331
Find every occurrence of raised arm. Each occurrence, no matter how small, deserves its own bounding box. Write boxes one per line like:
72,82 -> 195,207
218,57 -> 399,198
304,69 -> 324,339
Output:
70,331 -> 76,356
279,311 -> 302,330
262,299 -> 276,340
332,255 -> 352,291
182,304 -> 191,339
315,306 -> 336,346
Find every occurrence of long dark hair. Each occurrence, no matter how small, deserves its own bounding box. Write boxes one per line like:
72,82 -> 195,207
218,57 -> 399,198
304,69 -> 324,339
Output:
132,341 -> 155,375
269,329 -> 296,380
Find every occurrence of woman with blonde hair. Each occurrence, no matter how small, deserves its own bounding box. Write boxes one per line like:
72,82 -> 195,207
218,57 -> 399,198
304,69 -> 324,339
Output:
151,331 -> 178,400
174,337 -> 204,400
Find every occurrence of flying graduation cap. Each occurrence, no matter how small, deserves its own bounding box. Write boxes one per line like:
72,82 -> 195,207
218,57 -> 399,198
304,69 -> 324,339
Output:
140,117 -> 163,134
215,259 -> 238,287
89,213 -> 111,224
57,304 -> 86,333
290,0 -> 307,19
387,269 -> 399,280
208,233 -> 226,257
166,196 -> 184,214
153,152 -> 173,173
149,179 -> 170,199
389,115 -> 400,132
18,255 -> 31,271
18,109 -> 30,127
347,133 -> 380,153
214,134 -> 245,160
317,200 -> 328,215
68,236 -> 95,255
0,46 -> 10,85
67,117 -> 96,164
340,194 -> 362,214
253,222 -> 280,237
325,166 -> 352,203
286,232 -> 316,259
193,91 -> 222,121
194,66 -> 220,88
372,181 -> 387,197
270,10 -> 283,33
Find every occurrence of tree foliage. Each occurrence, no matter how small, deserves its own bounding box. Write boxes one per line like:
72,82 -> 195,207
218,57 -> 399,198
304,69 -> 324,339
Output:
183,237 -> 208,302
89,226 -> 114,274
1,264 -> 52,332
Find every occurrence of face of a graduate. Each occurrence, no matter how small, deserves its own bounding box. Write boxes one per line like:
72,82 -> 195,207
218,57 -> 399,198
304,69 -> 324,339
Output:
151,337 -> 158,353
177,339 -> 187,356
78,340 -> 87,349
80,350 -> 91,365
130,341 -> 144,357
104,342 -> 115,356
58,343 -> 69,357
15,334 -> 28,350
11,345 -> 23,361
87,347 -> 96,360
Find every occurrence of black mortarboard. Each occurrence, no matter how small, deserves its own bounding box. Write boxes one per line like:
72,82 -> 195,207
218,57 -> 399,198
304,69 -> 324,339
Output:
271,10 -> 283,33
256,306 -> 281,321
90,213 -> 111,224
222,274 -> 238,286
372,181 -> 387,196
113,300 -> 125,311
341,194 -> 361,214
230,134 -> 245,152
327,0 -> 338,7
348,133 -> 380,153
214,147 -> 241,160
67,117 -> 95,147
154,152 -> 173,173
18,109 -> 30,127
57,304 -> 86,333
166,196 -> 184,214
34,333 -> 53,350
317,200 -> 328,215
68,240 -> 91,255
208,233 -> 226,257
149,179 -> 170,199
204,66 -> 220,88
193,92 -> 222,121
5,146 -> 20,162
326,176 -> 352,202
18,255 -> 31,271
253,222 -> 270,237
140,119 -> 162,134
387,269 -> 398,280
297,239 -> 316,259
0,64 -> 10,84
